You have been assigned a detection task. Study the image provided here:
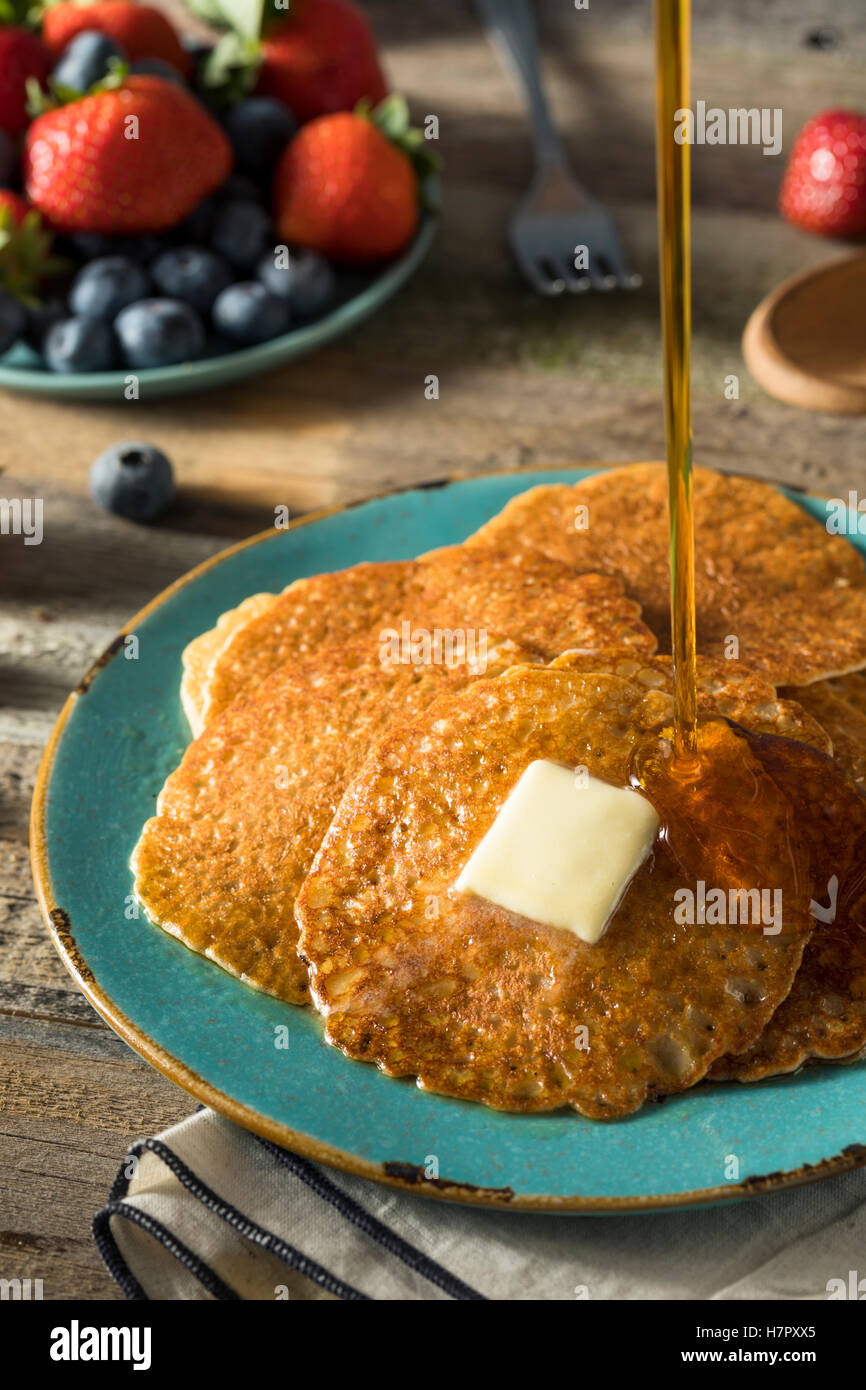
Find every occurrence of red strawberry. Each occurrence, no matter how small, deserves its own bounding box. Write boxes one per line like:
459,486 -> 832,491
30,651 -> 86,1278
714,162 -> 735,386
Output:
780,108 -> 866,238
24,75 -> 233,234
0,27 -> 50,137
258,0 -> 387,123
42,1 -> 190,77
0,189 -> 30,225
273,102 -> 422,264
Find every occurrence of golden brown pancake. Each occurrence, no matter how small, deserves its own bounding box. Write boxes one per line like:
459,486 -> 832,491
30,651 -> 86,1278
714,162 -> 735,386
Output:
133,569 -> 654,1005
708,767 -> 866,1082
782,678 -> 866,791
296,663 -> 819,1118
181,593 -> 276,736
197,543 -> 654,727
828,671 -> 866,718
550,650 -> 833,753
197,558 -> 416,729
468,464 -> 866,686
557,651 -> 866,1084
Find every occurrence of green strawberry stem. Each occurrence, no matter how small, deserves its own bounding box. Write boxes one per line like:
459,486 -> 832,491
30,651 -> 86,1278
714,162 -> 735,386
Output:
26,58 -> 128,116
183,0 -> 272,40
360,95 -> 440,183
0,207 -> 69,305
0,0 -> 41,30
199,31 -> 261,106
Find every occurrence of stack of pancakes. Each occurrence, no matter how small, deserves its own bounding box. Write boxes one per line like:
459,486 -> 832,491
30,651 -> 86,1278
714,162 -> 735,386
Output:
132,464 -> 866,1119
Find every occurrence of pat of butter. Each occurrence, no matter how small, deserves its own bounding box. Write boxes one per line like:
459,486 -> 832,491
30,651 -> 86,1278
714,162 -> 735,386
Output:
455,760 -> 659,943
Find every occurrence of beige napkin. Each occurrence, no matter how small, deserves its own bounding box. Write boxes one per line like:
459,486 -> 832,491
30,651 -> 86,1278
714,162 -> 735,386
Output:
93,1108 -> 866,1301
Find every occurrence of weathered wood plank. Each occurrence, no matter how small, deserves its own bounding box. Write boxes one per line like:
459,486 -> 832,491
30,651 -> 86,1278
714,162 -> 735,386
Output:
3,0 -> 866,1303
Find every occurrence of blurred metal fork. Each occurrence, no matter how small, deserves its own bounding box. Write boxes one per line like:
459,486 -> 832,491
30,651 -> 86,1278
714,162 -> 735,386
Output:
476,0 -> 641,296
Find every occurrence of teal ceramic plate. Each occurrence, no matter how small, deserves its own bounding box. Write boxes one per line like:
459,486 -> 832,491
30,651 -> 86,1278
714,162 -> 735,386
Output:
0,211 -> 437,402
32,466 -> 866,1211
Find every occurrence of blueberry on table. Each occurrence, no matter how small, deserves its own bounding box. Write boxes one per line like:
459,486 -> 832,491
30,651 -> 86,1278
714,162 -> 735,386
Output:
256,248 -> 337,320
43,316 -> 117,372
223,98 -> 297,181
113,298 -> 205,369
151,246 -> 232,314
210,200 -> 271,271
70,257 -> 150,321
0,289 -> 26,354
212,282 -> 290,345
51,31 -> 125,92
90,441 -> 174,523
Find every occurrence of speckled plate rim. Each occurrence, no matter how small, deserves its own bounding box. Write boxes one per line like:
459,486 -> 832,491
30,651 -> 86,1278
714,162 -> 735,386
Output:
0,209 -> 437,402
30,462 -> 866,1213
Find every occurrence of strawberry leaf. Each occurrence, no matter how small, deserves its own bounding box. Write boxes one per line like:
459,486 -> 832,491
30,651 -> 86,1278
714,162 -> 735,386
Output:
0,207 -> 69,306
200,31 -> 262,107
0,0 -> 39,27
186,0 -> 267,39
31,57 -> 130,113
361,96 -> 441,183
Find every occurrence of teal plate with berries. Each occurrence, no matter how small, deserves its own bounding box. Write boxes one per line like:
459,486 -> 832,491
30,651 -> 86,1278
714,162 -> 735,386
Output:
31,466 -> 866,1211
0,209 -> 437,402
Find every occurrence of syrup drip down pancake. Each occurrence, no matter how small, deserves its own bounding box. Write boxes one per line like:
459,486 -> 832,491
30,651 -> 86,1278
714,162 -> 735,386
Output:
467,463 -> 866,688
296,664 -> 822,1118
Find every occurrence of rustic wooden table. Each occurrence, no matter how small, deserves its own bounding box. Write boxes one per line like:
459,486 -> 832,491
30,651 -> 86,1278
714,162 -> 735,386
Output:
3,0 -> 866,1300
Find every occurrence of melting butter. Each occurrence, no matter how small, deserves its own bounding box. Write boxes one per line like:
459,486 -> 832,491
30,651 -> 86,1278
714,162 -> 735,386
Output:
455,759 -> 659,943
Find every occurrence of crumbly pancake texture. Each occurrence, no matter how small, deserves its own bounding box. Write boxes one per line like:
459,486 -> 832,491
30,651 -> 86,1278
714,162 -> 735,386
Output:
134,634 -> 538,1004
198,558 -> 417,728
296,666 -> 817,1118
134,571 -> 652,1006
468,464 -> 866,686
709,763 -> 866,1082
782,677 -> 866,791
199,545 -> 655,726
181,593 -> 276,736
551,650 -> 833,752
559,651 -> 866,1083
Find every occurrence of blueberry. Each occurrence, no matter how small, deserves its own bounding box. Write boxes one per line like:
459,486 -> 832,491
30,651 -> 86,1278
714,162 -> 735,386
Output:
173,196 -> 218,244
70,231 -> 119,261
151,245 -> 232,314
122,234 -> 168,264
114,298 -> 205,368
0,130 -> 15,186
129,58 -> 186,86
90,441 -> 174,522
24,297 -> 67,350
52,30 -> 125,93
43,316 -> 116,372
218,174 -> 265,205
0,289 -> 26,354
256,248 -> 336,321
69,256 -> 150,320
70,232 -> 164,265
223,98 -> 297,181
212,281 -> 290,345
210,199 -> 270,270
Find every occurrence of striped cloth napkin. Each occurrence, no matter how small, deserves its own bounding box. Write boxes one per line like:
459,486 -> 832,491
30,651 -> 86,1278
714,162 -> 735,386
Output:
93,1108 -> 866,1301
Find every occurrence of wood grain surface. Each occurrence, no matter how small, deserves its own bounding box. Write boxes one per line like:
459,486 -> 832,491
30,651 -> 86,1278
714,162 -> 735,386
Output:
2,0 -> 866,1300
